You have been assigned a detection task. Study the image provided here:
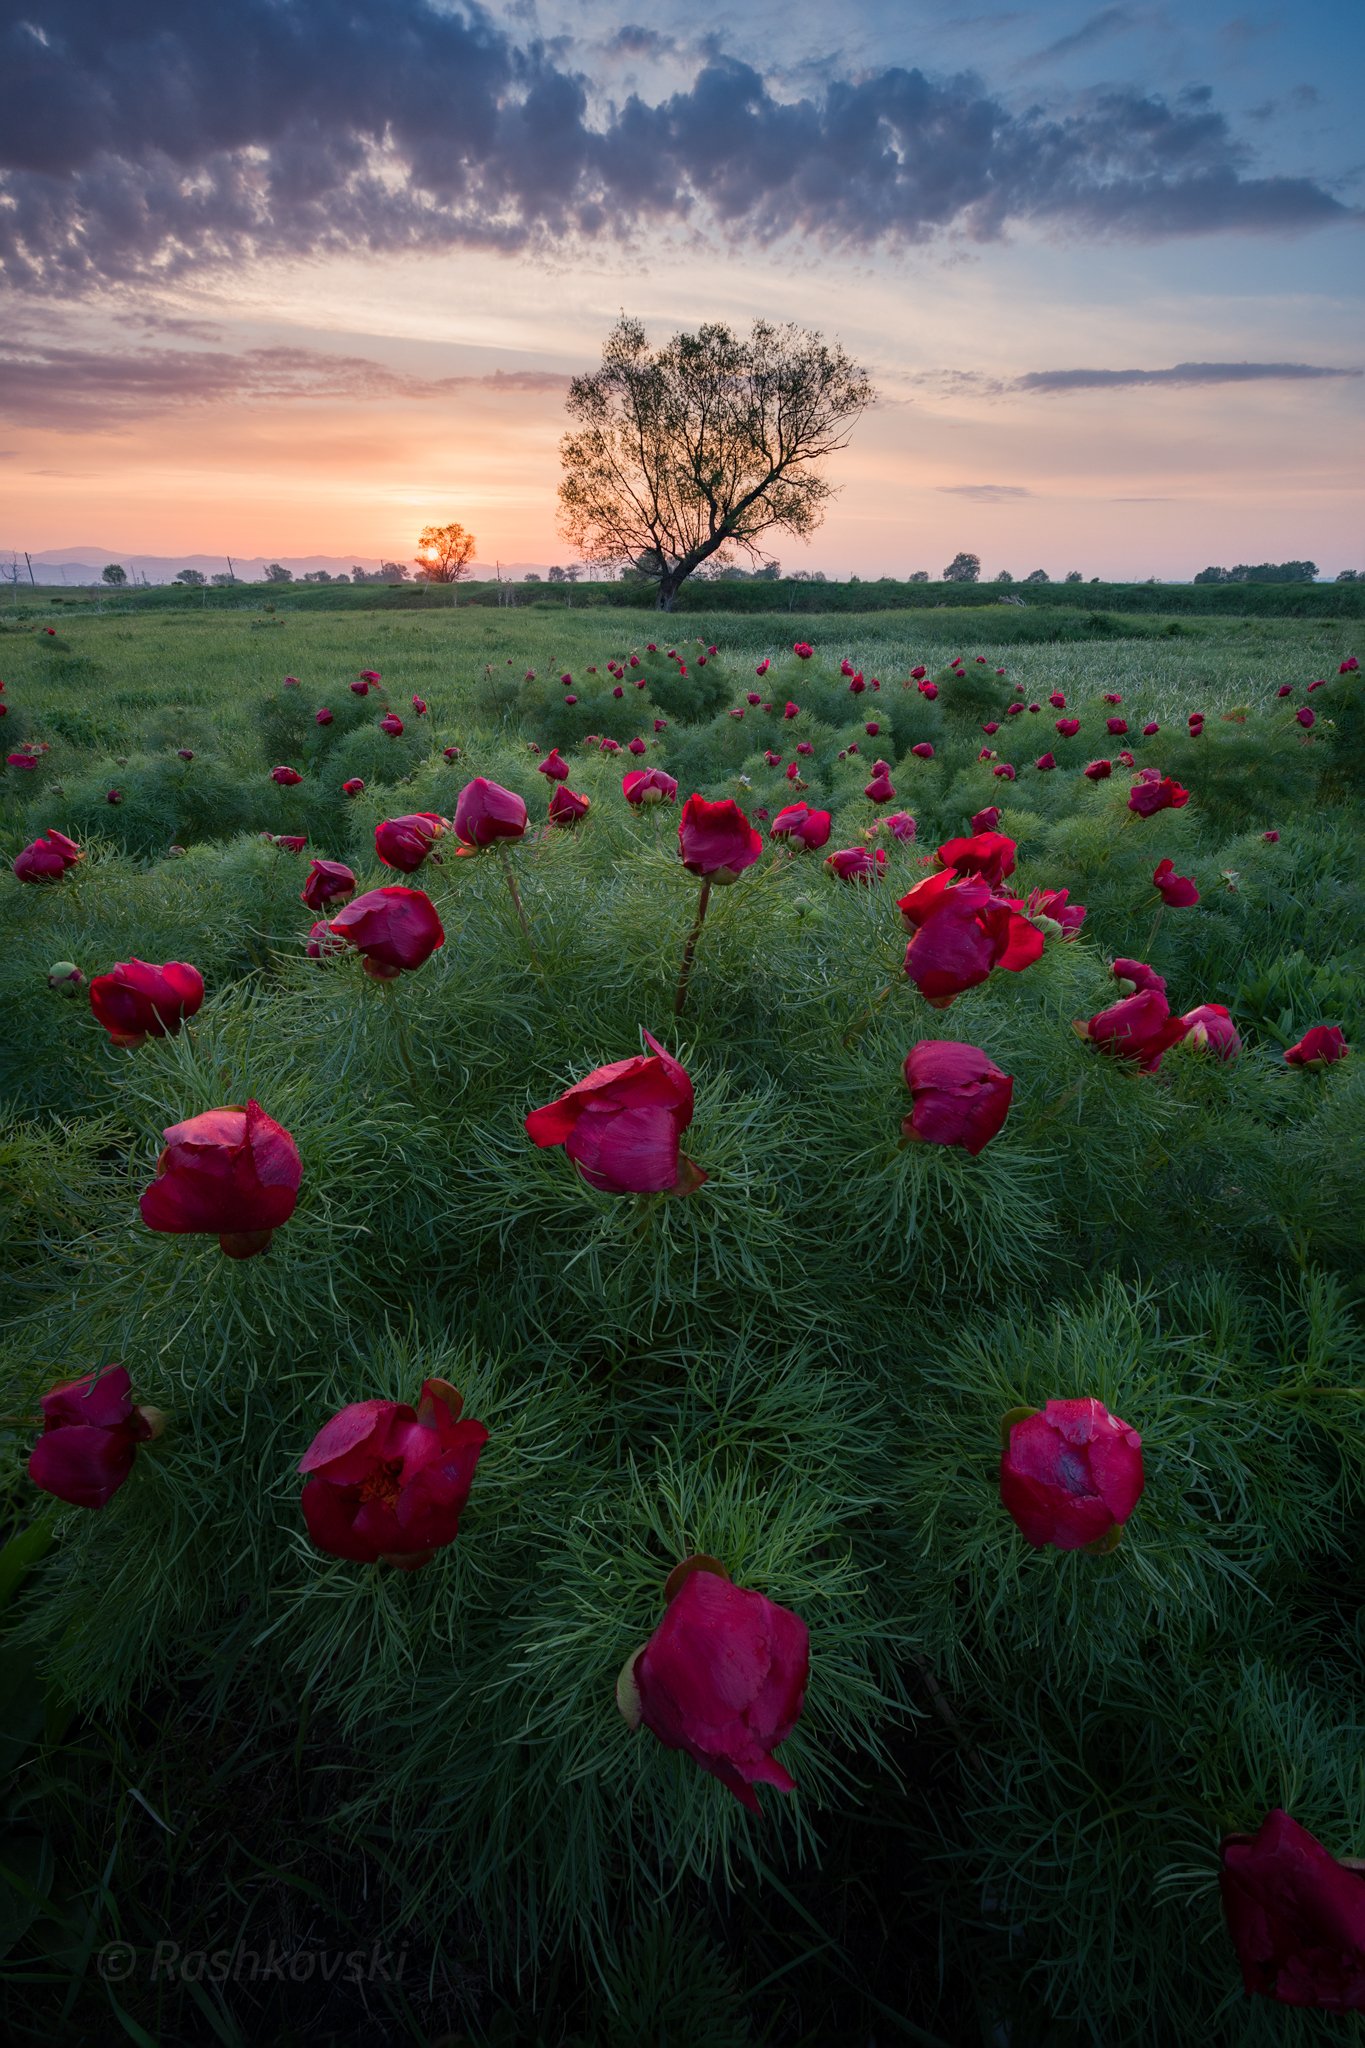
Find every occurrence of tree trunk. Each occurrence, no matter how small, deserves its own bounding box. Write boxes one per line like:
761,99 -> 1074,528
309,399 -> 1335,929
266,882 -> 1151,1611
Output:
655,570 -> 682,612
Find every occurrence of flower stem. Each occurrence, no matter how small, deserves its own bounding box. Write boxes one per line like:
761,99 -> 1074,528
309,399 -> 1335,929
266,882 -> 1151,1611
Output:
498,846 -> 542,971
673,878 -> 713,1018
842,978 -> 896,1049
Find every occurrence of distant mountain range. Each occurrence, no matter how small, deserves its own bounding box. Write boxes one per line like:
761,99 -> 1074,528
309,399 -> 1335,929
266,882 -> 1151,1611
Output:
1,548 -> 563,586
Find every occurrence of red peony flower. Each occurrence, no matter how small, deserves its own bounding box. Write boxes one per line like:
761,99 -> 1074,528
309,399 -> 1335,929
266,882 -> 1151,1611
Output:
140,1099 -> 302,1258
315,708 -> 333,726
1153,858 -> 1199,907
911,742 -> 935,759
1025,886 -> 1086,937
271,765 -> 302,786
770,802 -> 831,850
621,1563 -> 808,1813
898,871 -> 1044,1007
272,834 -> 307,855
453,777 -> 528,847
783,701 -> 800,719
902,1039 -> 1013,1155
299,1377 -> 487,1571
1107,717 -> 1128,736
1055,718 -> 1081,738
1049,692 -> 1066,710
935,831 -> 1017,889
874,811 -> 917,841
1220,1808 -> 1365,2009
306,921 -> 347,957
379,713 -> 404,738
678,795 -> 762,880
13,828 -> 82,883
1296,706 -> 1316,729
375,813 -> 446,873
864,769 -> 895,802
792,643 -> 813,660
300,858 -> 357,910
825,845 -> 887,882
525,1030 -> 703,1195
1000,1398 -> 1144,1550
89,960 -> 204,1049
1083,759 -> 1112,781
1284,1025 -> 1349,1068
1179,1003 -> 1241,1058
28,1363 -> 158,1508
622,767 -> 678,807
1128,775 -> 1189,817
328,886 -> 445,979
1035,752 -> 1057,771
1076,989 -> 1186,1070
548,785 -> 592,825
993,763 -> 1016,781
1111,957 -> 1166,996
411,696 -> 427,715
970,807 -> 1000,833
537,747 -> 570,782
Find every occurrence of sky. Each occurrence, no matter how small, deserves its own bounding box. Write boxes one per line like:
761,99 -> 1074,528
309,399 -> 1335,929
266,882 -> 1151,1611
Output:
1,0 -> 1362,580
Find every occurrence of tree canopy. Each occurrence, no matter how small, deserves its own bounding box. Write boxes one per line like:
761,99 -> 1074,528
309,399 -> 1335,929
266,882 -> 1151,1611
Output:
415,522 -> 476,583
557,316 -> 874,610
942,552 -> 980,583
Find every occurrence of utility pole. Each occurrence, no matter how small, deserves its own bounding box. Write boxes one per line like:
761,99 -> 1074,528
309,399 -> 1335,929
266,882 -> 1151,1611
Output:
227,556 -> 236,583
24,551 -> 36,587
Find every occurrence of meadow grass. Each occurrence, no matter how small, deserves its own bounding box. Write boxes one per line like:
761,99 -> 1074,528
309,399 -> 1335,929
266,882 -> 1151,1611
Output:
1,601 -> 1362,2046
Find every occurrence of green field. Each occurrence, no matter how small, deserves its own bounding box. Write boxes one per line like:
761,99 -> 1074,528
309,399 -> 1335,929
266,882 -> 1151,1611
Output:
2,600 -> 1364,2045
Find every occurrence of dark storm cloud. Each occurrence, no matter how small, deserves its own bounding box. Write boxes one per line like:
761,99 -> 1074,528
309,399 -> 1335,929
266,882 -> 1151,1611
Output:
1016,360 -> 1363,391
0,338 -> 570,426
0,1 -> 1356,291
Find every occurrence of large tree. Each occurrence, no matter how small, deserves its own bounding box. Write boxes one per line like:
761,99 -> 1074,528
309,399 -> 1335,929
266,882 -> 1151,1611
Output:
415,523 -> 476,583
558,316 -> 874,611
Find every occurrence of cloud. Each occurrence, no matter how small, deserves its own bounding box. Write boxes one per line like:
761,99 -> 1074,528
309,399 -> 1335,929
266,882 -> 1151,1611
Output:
0,2 -> 1356,292
1016,360 -> 1363,392
1016,7 -> 1138,73
603,26 -> 678,59
936,483 -> 1035,500
0,340 -> 572,428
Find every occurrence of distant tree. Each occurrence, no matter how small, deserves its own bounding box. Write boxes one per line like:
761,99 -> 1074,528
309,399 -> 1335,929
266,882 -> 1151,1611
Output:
753,561 -> 781,581
333,572 -> 350,584
995,569 -> 1014,584
101,563 -> 127,586
907,570 -> 929,583
1024,569 -> 1050,584
788,570 -> 828,583
1337,569 -> 1360,582
173,568 -> 207,587
264,563 -> 293,583
1065,570 -> 1083,584
1228,560 -> 1318,584
523,571 -> 542,582
210,573 -> 235,587
381,561 -> 409,582
558,315 -> 874,611
415,522 -> 476,583
302,569 -> 334,584
942,552 -> 980,583
547,565 -> 570,583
